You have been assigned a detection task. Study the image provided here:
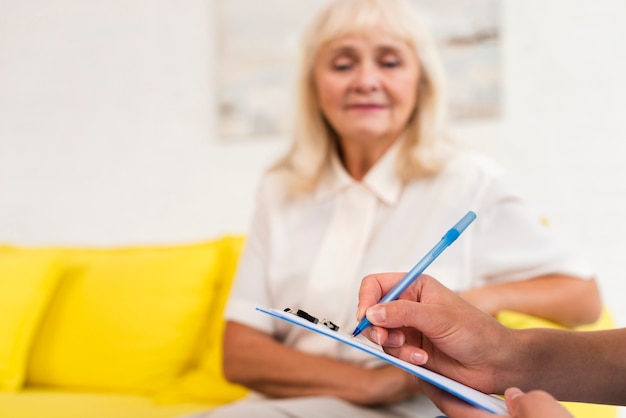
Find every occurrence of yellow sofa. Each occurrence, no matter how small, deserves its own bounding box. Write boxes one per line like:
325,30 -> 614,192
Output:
0,236 -> 248,418
0,235 -> 616,418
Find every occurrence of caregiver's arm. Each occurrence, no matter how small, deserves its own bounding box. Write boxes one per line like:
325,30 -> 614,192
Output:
357,273 -> 626,405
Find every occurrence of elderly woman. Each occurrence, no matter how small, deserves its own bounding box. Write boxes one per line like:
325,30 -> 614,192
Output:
211,0 -> 602,417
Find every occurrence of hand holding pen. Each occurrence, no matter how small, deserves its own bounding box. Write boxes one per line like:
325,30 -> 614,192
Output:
352,211 -> 477,338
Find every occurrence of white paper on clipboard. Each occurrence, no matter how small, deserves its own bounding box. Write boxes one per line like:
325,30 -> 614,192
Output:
256,307 -> 508,415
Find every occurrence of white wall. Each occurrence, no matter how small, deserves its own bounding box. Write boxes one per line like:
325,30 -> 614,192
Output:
472,0 -> 626,330
1,1 -> 626,411
0,0 -> 287,246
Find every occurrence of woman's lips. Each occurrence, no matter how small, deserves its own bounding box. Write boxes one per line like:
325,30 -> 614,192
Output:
345,103 -> 386,111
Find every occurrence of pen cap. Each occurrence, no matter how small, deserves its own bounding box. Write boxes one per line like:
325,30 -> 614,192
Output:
444,211 -> 476,242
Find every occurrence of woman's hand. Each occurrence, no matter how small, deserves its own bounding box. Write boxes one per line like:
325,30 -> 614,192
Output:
362,365 -> 421,405
223,321 -> 420,405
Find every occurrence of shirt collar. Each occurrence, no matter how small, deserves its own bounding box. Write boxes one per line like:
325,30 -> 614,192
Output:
315,140 -> 403,206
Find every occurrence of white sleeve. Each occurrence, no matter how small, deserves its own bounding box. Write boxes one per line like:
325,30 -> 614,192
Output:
471,174 -> 594,284
223,180 -> 275,334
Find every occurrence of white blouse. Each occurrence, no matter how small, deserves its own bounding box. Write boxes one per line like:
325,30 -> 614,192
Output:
225,143 -> 593,366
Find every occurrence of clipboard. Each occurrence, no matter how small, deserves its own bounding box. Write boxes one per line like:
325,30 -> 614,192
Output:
257,307 -> 508,415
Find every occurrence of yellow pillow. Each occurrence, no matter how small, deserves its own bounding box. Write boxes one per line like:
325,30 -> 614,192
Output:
496,309 -> 614,332
0,251 -> 61,390
27,241 -> 224,394
155,236 -> 248,404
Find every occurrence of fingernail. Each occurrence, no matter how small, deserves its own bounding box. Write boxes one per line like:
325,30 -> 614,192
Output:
411,351 -> 427,364
386,332 -> 404,347
356,307 -> 364,321
367,305 -> 386,323
505,387 -> 524,400
369,328 -> 382,345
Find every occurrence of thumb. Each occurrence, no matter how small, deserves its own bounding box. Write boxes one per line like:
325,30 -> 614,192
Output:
504,387 -> 525,414
504,388 -> 573,418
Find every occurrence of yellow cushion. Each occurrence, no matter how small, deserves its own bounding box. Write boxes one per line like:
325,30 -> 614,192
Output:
27,241 -> 224,394
497,309 -> 616,418
0,389 -> 215,418
0,251 -> 61,390
496,308 -> 614,332
155,236 -> 248,404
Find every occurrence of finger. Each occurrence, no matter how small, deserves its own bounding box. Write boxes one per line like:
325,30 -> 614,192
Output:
365,325 -> 389,346
365,326 -> 406,348
357,272 -> 407,320
381,328 -> 406,347
505,388 -> 572,418
362,324 -> 429,365
365,299 -> 435,330
382,344 -> 429,365
365,288 -> 482,335
357,273 -> 449,321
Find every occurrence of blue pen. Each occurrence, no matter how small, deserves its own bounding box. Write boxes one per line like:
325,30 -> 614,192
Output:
352,210 -> 477,338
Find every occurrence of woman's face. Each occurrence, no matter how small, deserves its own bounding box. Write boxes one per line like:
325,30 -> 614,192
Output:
314,30 -> 420,148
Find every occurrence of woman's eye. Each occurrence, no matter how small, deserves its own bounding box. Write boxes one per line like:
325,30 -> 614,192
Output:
331,56 -> 354,71
381,59 -> 401,68
333,63 -> 352,71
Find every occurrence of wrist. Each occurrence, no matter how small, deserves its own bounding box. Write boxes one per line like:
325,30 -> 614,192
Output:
352,367 -> 381,405
496,328 -> 537,391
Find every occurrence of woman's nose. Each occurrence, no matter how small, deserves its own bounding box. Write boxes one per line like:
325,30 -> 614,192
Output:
351,64 -> 381,93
